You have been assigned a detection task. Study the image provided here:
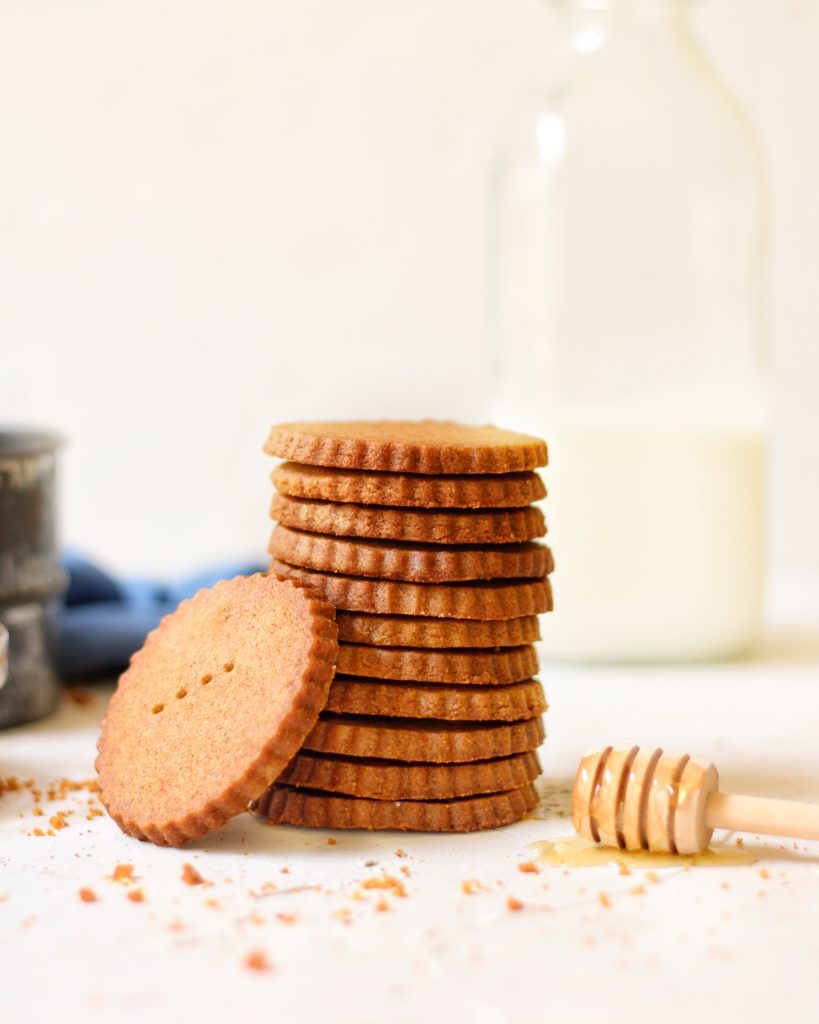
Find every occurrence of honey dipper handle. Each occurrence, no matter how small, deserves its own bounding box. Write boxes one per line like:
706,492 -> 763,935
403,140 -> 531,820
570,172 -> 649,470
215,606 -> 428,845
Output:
704,792 -> 819,842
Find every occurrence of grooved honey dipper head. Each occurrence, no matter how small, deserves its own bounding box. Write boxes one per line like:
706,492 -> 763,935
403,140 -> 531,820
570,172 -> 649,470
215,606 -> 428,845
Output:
572,746 -> 720,855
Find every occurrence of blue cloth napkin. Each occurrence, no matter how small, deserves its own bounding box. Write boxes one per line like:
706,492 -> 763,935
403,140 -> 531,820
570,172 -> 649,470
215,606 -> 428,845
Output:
58,552 -> 266,680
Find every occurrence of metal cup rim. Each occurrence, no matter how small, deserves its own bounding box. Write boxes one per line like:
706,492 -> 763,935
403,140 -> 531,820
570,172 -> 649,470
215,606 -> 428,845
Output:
0,427 -> 64,457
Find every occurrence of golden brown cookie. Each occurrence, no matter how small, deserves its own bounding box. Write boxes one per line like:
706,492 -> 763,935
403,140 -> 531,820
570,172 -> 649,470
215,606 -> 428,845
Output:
325,677 -> 547,721
269,526 -> 553,583
270,559 -> 554,620
336,643 -> 539,684
272,462 -> 547,509
95,574 -> 338,847
264,421 -> 548,475
336,612 -> 541,649
303,713 -> 545,763
279,749 -> 542,800
256,782 -> 539,832
270,493 -> 546,545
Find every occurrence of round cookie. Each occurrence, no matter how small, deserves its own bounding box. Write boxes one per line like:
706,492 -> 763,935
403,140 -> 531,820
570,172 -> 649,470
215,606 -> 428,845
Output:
264,421 -> 548,475
257,782 -> 539,832
269,559 -> 554,620
272,462 -> 547,509
336,643 -> 539,685
269,526 -> 553,583
270,493 -> 546,545
96,574 -> 338,847
303,713 -> 545,763
279,749 -> 543,800
336,612 -> 541,649
325,677 -> 547,721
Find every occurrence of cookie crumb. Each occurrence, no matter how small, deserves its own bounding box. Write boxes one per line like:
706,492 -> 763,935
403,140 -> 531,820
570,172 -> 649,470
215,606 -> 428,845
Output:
735,837 -> 744,848
395,849 -> 407,858
361,874 -> 406,898
65,687 -> 94,706
78,887 -> 97,903
127,888 -> 145,903
616,861 -> 631,876
181,863 -> 205,886
598,891 -> 611,909
244,950 -> 272,973
758,868 -> 769,880
517,861 -> 539,874
277,912 -> 298,924
110,863 -> 135,884
258,881 -> 277,895
461,879 -> 489,895
646,871 -> 660,884
374,897 -> 390,912
506,896 -> 524,912
327,838 -> 337,845
630,885 -> 646,896
1,776 -> 21,794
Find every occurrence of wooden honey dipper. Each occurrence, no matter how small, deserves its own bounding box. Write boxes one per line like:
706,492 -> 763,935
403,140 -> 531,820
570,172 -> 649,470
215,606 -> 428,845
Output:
573,746 -> 819,855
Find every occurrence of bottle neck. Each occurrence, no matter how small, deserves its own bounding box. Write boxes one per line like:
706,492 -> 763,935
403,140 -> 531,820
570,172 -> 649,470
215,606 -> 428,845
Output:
552,0 -> 693,58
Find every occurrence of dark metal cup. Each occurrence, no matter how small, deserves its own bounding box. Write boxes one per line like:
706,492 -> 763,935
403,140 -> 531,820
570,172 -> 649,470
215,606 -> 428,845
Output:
0,429 -> 65,728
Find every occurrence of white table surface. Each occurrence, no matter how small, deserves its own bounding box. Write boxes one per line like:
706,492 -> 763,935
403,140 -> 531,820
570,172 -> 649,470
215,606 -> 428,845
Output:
2,573 -> 818,1024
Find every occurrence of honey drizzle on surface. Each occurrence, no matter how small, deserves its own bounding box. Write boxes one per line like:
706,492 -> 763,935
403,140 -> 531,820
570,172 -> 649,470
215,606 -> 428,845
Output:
527,834 -> 757,870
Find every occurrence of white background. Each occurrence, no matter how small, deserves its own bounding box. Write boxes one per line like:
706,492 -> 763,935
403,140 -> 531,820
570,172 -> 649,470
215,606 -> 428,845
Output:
1,0 -> 817,577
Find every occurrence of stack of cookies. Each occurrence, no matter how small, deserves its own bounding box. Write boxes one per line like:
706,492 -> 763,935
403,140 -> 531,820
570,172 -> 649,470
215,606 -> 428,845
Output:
257,421 -> 553,832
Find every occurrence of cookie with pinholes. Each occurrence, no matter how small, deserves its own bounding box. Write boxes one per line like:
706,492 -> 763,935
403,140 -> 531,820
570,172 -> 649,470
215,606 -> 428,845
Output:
96,574 -> 338,847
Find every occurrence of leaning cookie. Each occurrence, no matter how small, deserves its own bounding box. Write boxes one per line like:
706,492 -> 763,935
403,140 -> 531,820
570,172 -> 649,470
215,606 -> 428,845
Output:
95,573 -> 338,847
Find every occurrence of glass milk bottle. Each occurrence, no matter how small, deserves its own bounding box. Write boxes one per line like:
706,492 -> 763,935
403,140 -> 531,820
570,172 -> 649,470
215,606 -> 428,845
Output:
491,0 -> 768,662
